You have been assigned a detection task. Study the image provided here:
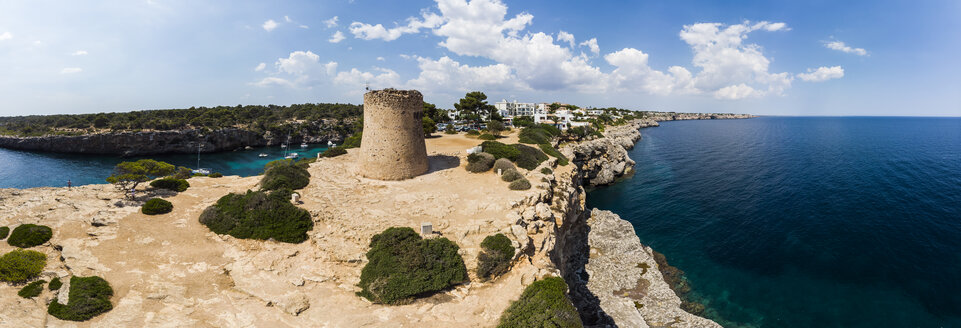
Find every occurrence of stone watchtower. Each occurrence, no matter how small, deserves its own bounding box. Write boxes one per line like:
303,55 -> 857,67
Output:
359,89 -> 429,180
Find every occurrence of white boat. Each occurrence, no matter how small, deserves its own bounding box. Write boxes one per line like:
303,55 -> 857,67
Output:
300,143 -> 308,148
285,152 -> 299,159
280,144 -> 287,148
258,153 -> 268,158
327,140 -> 335,146
192,168 -> 211,175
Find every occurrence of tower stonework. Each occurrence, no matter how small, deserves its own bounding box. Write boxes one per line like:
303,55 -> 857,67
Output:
359,89 -> 429,180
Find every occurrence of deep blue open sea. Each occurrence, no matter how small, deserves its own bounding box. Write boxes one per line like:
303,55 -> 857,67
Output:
588,117 -> 961,328
0,144 -> 329,189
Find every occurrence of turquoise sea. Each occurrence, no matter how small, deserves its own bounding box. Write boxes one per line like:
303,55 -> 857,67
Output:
588,117 -> 961,327
0,144 -> 329,189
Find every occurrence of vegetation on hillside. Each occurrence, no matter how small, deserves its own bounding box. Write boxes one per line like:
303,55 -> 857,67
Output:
47,276 -> 114,321
199,188 -> 313,243
49,277 -> 63,290
0,226 -> 8,240
357,227 -> 468,304
466,152 -> 495,173
0,249 -> 47,283
0,103 -> 363,137
149,178 -> 189,192
7,224 -> 53,248
497,276 -> 583,328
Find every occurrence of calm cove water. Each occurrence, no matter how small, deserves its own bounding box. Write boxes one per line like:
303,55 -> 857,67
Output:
0,145 -> 329,189
587,117 -> 961,328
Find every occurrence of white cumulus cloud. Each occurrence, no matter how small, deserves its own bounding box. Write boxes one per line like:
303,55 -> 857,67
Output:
254,62 -> 266,71
329,31 -> 345,43
60,67 -> 82,74
825,41 -> 867,56
557,31 -> 575,48
324,16 -> 339,28
797,66 -> 844,82
262,19 -> 278,32
349,11 -> 443,41
0,32 -> 12,41
580,38 -> 599,56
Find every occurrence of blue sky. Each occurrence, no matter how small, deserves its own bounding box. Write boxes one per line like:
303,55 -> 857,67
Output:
0,0 -> 959,116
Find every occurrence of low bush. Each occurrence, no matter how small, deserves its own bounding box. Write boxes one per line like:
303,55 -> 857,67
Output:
444,125 -> 457,134
0,226 -> 8,240
481,141 -> 520,161
540,168 -> 553,175
497,276 -> 582,328
466,130 -> 480,136
538,143 -> 569,166
478,133 -> 497,140
509,179 -> 531,190
357,227 -> 468,304
18,279 -> 46,298
342,132 -> 362,149
49,277 -> 63,290
466,152 -> 495,173
150,178 -> 189,192
493,158 -> 515,173
7,224 -> 52,248
47,276 -> 114,321
0,249 -> 47,283
142,198 -> 173,215
261,159 -> 310,191
209,172 -> 224,178
320,146 -> 348,158
199,189 -> 313,244
477,234 -> 514,280
512,144 -> 548,170
518,127 -> 554,145
501,169 -> 523,182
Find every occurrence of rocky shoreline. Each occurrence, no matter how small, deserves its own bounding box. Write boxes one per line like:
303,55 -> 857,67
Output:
0,126 -> 347,156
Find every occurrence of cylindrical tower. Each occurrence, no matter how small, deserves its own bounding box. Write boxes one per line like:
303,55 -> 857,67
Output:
359,89 -> 429,180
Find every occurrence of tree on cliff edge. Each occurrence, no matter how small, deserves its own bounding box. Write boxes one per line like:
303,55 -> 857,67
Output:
106,159 -> 175,198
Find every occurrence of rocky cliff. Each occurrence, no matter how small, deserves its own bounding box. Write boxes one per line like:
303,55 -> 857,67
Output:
0,125 -> 347,156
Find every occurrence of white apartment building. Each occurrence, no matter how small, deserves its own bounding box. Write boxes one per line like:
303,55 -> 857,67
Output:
495,100 -> 539,117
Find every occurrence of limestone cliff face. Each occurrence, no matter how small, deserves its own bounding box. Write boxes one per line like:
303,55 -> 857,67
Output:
534,119 -> 723,327
0,125 -> 346,156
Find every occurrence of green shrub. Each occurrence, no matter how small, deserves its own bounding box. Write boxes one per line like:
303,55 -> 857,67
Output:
540,167 -> 553,175
481,141 -> 520,161
320,146 -> 348,158
478,234 -> 514,280
209,172 -> 224,178
538,143 -> 569,166
261,160 -> 310,191
493,158 -> 515,173
444,125 -> 457,134
142,198 -> 173,215
518,127 -> 554,144
537,123 -> 562,137
0,226 -> 8,240
172,166 -> 193,180
478,133 -> 497,140
7,224 -> 52,248
199,189 -> 313,244
49,277 -> 63,290
18,279 -> 46,298
466,152 -> 495,173
509,179 -> 531,190
501,169 -> 523,182
467,130 -> 480,136
497,276 -> 582,328
342,132 -> 362,149
0,249 -> 47,283
150,178 -> 189,192
512,144 -> 548,170
47,276 -> 114,321
357,227 -> 468,304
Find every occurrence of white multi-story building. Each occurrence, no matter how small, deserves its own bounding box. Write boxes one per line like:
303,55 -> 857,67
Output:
495,100 -> 539,117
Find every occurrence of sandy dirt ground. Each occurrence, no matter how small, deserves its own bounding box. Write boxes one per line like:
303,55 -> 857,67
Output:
0,130 -> 553,328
